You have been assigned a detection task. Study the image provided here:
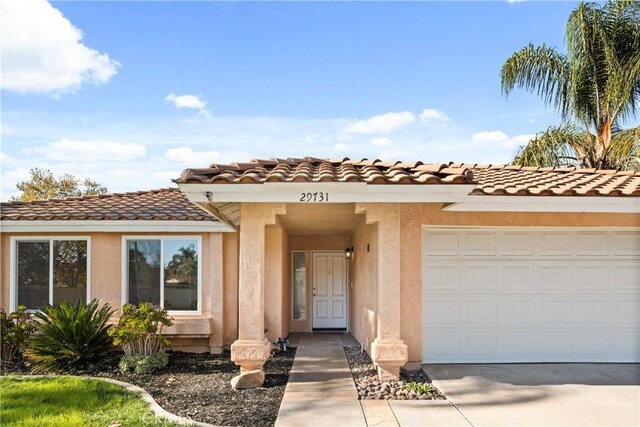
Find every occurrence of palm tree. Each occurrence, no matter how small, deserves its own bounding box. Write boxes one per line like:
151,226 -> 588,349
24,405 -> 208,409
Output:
501,0 -> 640,170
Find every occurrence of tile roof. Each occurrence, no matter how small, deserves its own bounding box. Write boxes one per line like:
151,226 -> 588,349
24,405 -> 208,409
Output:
176,157 -> 640,197
0,188 -> 218,221
176,157 -> 472,185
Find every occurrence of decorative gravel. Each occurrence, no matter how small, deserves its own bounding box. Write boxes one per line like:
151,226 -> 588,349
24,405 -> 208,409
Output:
344,346 -> 445,400
4,349 -> 296,427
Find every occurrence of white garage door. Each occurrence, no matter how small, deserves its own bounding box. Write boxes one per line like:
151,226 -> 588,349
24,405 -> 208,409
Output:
422,228 -> 640,363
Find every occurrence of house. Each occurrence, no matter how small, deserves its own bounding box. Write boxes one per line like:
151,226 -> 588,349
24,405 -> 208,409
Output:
2,157 -> 639,387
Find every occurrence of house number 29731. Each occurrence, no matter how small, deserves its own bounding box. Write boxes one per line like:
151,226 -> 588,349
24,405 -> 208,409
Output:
299,192 -> 329,202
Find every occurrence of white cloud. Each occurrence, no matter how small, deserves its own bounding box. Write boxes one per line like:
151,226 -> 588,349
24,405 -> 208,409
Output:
165,93 -> 207,111
528,118 -> 536,123
419,109 -> 450,124
31,139 -> 146,162
472,130 -> 534,149
344,111 -> 415,134
371,137 -> 393,147
163,147 -> 222,165
333,143 -> 350,151
1,0 -> 119,95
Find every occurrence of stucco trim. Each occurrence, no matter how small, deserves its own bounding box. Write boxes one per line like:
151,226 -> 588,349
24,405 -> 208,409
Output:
0,220 -> 235,233
179,182 -> 476,204
444,195 -> 640,213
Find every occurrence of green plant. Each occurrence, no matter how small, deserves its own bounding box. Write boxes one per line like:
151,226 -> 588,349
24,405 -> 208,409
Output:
403,381 -> 438,395
0,306 -> 36,366
25,299 -> 117,373
109,302 -> 174,356
501,0 -> 639,170
118,351 -> 169,374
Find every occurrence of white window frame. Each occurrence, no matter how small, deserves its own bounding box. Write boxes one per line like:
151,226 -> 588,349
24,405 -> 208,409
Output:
121,235 -> 203,315
9,236 -> 92,312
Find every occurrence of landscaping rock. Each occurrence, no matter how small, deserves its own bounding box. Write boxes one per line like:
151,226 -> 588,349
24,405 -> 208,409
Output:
231,369 -> 265,390
343,345 -> 445,401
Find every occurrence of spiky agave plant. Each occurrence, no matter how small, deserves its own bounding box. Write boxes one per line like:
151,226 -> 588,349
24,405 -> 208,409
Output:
501,0 -> 640,170
25,299 -> 117,373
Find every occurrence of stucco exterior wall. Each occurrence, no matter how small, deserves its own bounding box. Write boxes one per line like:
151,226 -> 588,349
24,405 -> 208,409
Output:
265,221 -> 290,342
421,204 -> 640,227
289,235 -> 352,332
0,231 -> 227,353
349,215 -> 377,354
223,232 -> 239,347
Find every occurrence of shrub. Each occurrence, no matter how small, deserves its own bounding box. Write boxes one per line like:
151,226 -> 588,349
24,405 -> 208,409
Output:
25,299 -> 117,373
118,351 -> 169,374
0,306 -> 36,366
109,302 -> 173,373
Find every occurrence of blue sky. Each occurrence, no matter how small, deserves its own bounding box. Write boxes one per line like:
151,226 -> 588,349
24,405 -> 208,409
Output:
1,0 -> 581,199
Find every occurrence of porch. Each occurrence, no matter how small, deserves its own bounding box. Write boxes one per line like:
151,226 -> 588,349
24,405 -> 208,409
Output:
229,202 -> 421,386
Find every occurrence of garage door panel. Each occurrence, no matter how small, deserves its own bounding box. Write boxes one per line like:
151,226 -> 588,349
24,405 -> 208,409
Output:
535,298 -> 572,324
424,230 -> 459,257
535,330 -> 574,359
574,264 -> 609,289
612,329 -> 640,361
461,330 -> 497,360
499,298 -> 534,324
425,264 -> 459,290
574,298 -> 611,324
536,231 -> 573,256
575,231 -> 609,256
536,264 -> 572,290
425,297 -> 459,324
498,330 -> 536,360
574,329 -> 612,359
425,330 -> 461,361
613,298 -> 640,325
423,228 -> 640,363
501,231 -> 534,256
463,264 -> 497,290
500,264 -> 535,290
612,231 -> 640,256
612,264 -> 640,290
463,231 -> 496,256
463,298 -> 497,324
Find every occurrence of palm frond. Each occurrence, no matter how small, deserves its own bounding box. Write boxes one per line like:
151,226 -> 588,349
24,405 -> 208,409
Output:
607,126 -> 640,170
501,44 -> 572,117
513,125 -> 593,168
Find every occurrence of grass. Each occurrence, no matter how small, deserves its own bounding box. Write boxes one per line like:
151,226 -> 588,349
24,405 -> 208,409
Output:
0,376 -> 182,427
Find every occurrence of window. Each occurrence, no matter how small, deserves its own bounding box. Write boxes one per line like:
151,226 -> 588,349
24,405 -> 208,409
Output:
292,251 -> 307,320
124,237 -> 201,313
13,238 -> 90,310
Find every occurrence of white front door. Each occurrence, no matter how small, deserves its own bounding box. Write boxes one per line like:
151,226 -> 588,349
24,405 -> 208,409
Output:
312,252 -> 347,329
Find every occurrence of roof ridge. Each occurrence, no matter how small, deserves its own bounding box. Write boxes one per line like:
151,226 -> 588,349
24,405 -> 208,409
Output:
2,187 -> 180,205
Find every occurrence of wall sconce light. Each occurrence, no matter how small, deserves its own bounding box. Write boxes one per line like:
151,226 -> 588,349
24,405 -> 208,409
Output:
345,246 -> 354,259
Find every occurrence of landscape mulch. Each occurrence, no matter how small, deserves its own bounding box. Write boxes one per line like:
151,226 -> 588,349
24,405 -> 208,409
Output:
344,345 -> 445,400
2,349 -> 296,427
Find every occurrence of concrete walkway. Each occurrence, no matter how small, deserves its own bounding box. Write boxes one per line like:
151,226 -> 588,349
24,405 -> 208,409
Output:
275,335 -> 468,427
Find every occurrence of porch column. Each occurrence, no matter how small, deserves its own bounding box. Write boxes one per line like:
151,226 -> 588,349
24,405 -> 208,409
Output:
230,202 -> 286,388
355,203 -> 409,381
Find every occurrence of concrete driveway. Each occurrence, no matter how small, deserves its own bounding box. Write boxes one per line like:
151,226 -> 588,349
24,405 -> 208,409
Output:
423,364 -> 640,427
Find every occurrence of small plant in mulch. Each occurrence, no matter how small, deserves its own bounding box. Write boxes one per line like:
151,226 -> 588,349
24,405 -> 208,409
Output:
344,345 -> 445,400
109,302 -> 174,374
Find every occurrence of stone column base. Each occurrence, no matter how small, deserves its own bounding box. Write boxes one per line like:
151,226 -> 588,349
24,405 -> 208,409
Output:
371,338 -> 409,381
230,338 -> 271,374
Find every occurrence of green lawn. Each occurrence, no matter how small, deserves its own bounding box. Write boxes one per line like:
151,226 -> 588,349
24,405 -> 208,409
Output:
0,376 -> 181,427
